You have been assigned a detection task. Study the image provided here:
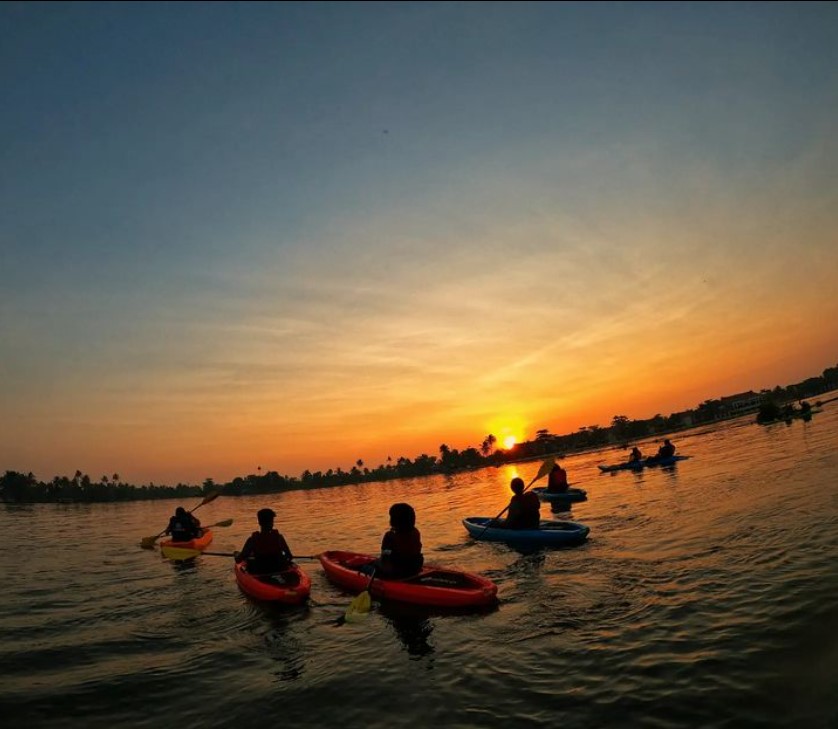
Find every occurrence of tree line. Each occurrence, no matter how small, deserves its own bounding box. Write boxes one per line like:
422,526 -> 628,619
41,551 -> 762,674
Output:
3,363 -> 836,504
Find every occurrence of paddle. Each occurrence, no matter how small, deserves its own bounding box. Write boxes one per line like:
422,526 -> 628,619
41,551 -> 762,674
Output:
139,491 -> 221,549
476,458 -> 554,538
159,546 -> 319,561
344,567 -> 376,622
162,547 -> 236,560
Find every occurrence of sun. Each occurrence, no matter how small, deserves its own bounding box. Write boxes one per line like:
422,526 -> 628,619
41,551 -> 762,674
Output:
503,435 -> 517,450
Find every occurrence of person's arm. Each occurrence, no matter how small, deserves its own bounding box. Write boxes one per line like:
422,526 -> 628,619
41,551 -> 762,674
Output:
236,536 -> 255,562
380,531 -> 393,558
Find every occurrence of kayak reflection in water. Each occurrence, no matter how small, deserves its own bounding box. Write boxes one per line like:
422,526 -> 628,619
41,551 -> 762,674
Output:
360,503 -> 424,579
494,477 -> 540,530
235,508 -> 293,574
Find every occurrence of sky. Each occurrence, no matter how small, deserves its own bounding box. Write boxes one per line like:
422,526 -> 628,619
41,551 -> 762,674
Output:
2,2 -> 837,484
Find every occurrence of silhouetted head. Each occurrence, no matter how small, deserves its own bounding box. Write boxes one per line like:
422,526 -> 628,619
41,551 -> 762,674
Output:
664,439 -> 672,446
510,477 -> 525,494
257,508 -> 276,528
175,507 -> 187,517
389,502 -> 416,531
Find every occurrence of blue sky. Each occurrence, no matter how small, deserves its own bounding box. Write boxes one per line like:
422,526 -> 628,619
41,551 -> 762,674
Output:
2,2 -> 837,483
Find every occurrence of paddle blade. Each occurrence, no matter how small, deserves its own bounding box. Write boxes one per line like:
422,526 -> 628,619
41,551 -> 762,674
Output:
527,458 -> 556,487
344,590 -> 372,621
212,518 -> 234,528
140,535 -> 162,549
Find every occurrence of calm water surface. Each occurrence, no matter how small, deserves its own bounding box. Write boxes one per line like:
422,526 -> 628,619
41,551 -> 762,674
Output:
2,405 -> 837,728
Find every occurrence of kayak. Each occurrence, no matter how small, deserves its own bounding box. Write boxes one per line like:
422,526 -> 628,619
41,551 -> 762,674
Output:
234,561 -> 311,605
318,550 -> 498,608
757,408 -> 822,425
160,528 -> 213,555
531,487 -> 588,505
462,517 -> 590,546
598,455 -> 689,472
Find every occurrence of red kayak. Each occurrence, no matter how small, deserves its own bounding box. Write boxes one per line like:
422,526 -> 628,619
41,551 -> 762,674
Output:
319,550 -> 497,608
234,561 -> 311,605
160,528 -> 213,553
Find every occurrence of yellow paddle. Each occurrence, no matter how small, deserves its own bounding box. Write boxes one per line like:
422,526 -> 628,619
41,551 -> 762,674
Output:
139,491 -> 222,549
476,457 -> 555,538
344,567 -> 376,622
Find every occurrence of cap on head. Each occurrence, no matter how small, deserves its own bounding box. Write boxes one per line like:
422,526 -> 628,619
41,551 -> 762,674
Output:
175,507 -> 186,516
257,508 -> 276,527
511,477 -> 525,494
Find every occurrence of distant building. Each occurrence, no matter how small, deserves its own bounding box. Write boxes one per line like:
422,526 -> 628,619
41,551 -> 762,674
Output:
719,391 -> 762,416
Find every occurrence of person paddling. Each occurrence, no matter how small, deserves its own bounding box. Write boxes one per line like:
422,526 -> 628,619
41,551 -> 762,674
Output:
500,477 -> 541,529
235,508 -> 293,574
628,447 -> 643,464
378,503 -> 424,579
165,506 -> 202,542
545,463 -> 569,493
656,439 -> 676,459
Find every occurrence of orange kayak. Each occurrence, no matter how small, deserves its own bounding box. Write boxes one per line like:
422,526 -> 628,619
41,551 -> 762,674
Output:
319,550 -> 498,608
160,528 -> 213,553
234,561 -> 311,605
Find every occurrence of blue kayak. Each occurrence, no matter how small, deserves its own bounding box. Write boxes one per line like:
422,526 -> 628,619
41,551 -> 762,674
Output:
463,517 -> 590,546
531,487 -> 588,505
598,455 -> 689,472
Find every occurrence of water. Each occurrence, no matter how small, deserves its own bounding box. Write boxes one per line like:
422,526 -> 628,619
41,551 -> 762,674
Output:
2,405 -> 837,728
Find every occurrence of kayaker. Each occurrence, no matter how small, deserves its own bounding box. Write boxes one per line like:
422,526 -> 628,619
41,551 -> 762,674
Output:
235,508 -> 293,574
656,439 -> 676,459
628,447 -> 643,464
375,502 -> 424,579
545,463 -> 569,493
504,477 -> 541,529
165,506 -> 201,542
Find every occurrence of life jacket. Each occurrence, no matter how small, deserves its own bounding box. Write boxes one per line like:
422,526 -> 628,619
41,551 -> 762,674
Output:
383,527 -> 422,557
168,516 -> 193,541
508,492 -> 541,529
381,528 -> 423,577
547,468 -> 568,492
248,529 -> 289,557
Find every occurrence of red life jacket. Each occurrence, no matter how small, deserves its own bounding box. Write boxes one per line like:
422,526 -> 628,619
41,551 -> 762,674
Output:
382,527 -> 422,557
508,491 -> 541,529
381,528 -> 423,577
248,529 -> 290,557
547,468 -> 568,492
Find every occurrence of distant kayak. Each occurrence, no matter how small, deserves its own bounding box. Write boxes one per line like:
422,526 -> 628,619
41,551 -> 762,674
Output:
318,550 -> 497,608
757,408 -> 822,425
531,487 -> 588,505
598,455 -> 690,472
234,561 -> 311,605
160,528 -> 213,556
462,517 -> 590,546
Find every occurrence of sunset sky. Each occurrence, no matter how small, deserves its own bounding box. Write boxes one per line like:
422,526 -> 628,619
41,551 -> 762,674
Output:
2,2 -> 837,484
